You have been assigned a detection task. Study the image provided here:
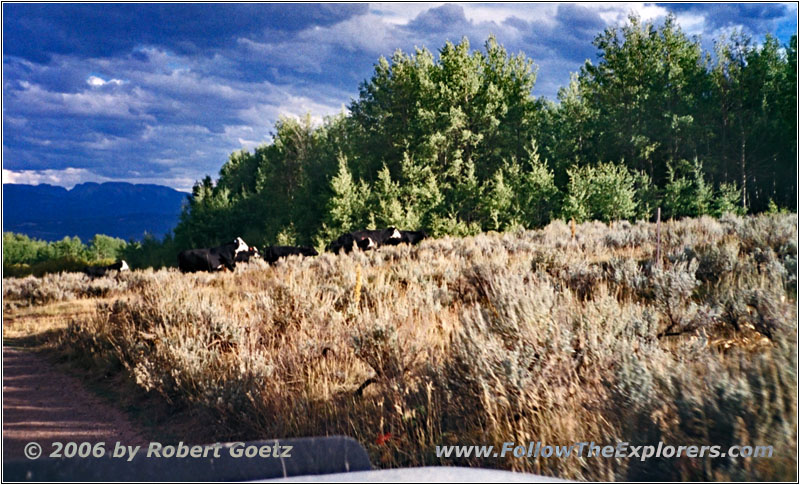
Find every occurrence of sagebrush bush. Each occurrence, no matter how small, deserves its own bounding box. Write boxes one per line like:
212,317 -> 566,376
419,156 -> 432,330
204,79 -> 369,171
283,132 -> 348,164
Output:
3,271 -> 131,309
46,213 -> 797,480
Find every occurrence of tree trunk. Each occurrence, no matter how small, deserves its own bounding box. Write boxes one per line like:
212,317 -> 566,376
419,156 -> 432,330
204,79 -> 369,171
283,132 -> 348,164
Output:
721,110 -> 728,182
740,128 -> 747,209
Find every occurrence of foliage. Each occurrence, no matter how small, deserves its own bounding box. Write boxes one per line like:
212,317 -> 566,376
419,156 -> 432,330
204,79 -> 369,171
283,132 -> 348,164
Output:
714,182 -> 746,217
563,162 -> 637,223
8,19 -> 796,268
662,158 -> 714,219
3,232 -> 127,277
164,22 -> 793,253
120,233 -> 177,270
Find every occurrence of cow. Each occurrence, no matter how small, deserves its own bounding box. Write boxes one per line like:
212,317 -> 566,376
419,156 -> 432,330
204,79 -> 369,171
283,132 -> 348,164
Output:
177,237 -> 249,273
262,245 -> 318,264
327,228 -> 403,253
327,233 -> 357,254
235,246 -> 262,263
398,230 -> 427,245
83,260 -> 130,277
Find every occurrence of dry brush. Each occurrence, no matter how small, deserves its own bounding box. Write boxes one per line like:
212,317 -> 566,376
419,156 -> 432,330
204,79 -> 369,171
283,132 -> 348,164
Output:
4,213 -> 797,480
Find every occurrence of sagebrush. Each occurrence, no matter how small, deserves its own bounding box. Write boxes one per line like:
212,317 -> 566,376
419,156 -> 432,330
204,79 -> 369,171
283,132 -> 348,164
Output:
5,213 -> 796,480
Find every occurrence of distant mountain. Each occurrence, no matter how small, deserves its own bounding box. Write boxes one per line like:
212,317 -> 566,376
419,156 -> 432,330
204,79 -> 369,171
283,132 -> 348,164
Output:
3,182 -> 189,242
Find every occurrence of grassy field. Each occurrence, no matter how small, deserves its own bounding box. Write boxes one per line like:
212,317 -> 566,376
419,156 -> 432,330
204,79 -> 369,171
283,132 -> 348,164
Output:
3,213 -> 797,481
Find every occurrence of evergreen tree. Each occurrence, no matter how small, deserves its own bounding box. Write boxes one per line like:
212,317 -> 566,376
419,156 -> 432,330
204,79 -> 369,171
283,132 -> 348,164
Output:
563,162 -> 636,223
662,159 -> 714,219
580,14 -> 707,185
317,154 -> 371,243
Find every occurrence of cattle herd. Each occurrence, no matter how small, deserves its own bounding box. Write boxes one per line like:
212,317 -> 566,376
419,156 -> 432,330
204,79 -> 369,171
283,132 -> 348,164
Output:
83,227 -> 426,276
177,227 -> 426,273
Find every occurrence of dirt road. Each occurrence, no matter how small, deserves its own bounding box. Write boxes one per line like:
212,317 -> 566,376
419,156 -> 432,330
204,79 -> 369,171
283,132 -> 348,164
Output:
3,346 -> 148,460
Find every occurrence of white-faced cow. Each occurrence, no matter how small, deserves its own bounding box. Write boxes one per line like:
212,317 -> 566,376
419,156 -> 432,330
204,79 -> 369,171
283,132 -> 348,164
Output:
263,246 -> 318,264
327,228 -> 403,254
84,260 -> 130,277
177,237 -> 249,273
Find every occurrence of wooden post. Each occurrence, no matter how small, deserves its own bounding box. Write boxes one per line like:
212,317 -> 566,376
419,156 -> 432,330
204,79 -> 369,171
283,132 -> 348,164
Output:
353,264 -> 362,310
655,207 -> 661,269
570,217 -> 576,241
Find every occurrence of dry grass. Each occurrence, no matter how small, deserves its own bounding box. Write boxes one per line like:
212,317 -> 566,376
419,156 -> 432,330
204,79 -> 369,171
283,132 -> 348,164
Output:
3,213 -> 797,480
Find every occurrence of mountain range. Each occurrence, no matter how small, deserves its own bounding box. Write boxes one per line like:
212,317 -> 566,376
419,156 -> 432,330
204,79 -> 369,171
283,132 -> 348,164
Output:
3,182 -> 188,242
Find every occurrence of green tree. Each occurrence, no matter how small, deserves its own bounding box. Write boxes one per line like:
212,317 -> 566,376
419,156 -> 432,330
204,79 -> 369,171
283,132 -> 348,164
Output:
88,234 -> 127,261
396,151 -> 445,231
580,14 -> 708,185
370,165 -> 409,229
317,154 -> 372,244
537,73 -> 595,187
713,183 -> 746,217
47,236 -> 87,261
711,32 -> 794,212
482,167 -> 517,231
632,170 -> 659,221
3,232 -> 46,265
662,159 -> 714,219
563,162 -> 637,223
487,142 -> 560,230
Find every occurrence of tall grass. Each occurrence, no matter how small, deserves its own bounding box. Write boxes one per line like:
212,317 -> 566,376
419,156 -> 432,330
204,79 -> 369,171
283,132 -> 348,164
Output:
8,213 -> 796,480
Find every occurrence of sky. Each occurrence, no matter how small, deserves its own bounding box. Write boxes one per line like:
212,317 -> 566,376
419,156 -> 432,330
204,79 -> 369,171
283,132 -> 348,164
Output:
3,2 -> 796,192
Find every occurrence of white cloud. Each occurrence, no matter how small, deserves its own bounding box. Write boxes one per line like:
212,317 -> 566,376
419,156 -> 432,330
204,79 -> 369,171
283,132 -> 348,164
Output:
674,12 -> 708,36
81,135 -> 127,150
3,167 -> 193,192
238,93 -> 344,128
370,3 -> 445,25
592,3 -> 669,24
87,75 -> 106,87
12,81 -> 153,119
87,75 -> 124,87
460,3 -> 558,26
305,12 -> 403,55
3,167 -> 111,188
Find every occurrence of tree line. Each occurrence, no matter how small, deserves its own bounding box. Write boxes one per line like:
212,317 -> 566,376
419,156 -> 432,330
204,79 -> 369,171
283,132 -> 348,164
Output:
6,15 -> 796,273
3,232 -> 127,276
172,15 -> 795,253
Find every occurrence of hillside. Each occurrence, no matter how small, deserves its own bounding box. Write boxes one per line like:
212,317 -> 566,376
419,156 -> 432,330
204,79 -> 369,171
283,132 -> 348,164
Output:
3,182 -> 187,242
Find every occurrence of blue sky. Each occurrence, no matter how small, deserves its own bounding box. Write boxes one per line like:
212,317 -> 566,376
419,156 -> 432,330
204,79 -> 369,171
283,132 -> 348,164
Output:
3,3 -> 796,192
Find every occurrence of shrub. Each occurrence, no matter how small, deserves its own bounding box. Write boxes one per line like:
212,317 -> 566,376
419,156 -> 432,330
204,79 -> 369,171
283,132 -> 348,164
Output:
662,159 -> 713,219
714,182 -> 746,217
47,213 -> 797,480
562,162 -> 637,223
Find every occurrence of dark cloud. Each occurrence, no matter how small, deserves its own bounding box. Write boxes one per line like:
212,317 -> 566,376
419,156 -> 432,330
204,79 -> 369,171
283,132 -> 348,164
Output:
407,4 -> 471,33
555,4 -> 606,35
2,3 -> 795,191
2,3 -> 368,62
521,4 -> 601,60
658,3 -> 794,35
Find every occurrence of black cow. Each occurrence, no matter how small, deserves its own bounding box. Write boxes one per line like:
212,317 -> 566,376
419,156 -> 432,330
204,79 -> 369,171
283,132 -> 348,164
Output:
327,233 -> 357,254
84,260 -> 130,277
235,246 -> 262,263
177,237 -> 249,273
398,230 -> 427,245
327,228 -> 403,253
263,246 -> 318,264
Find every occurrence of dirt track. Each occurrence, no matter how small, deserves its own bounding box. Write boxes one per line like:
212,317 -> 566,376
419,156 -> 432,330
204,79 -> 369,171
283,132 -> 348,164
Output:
2,346 -> 148,460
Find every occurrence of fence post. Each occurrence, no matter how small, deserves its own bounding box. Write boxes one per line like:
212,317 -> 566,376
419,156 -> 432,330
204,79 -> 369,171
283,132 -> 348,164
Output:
570,217 -> 576,242
655,207 -> 661,269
